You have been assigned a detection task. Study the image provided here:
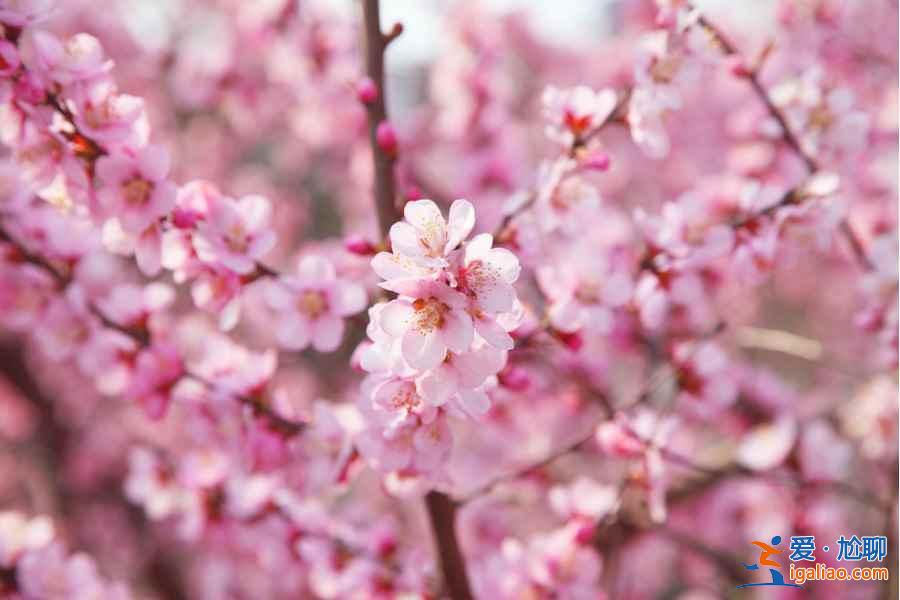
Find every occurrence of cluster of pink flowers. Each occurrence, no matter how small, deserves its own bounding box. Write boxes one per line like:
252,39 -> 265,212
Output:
356,199 -> 521,481
0,511 -> 130,598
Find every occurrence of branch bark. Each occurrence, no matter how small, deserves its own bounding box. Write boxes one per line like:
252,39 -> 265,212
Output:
424,492 -> 475,600
362,0 -> 401,239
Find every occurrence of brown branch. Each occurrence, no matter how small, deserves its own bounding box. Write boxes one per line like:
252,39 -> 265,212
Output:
362,0 -> 402,239
694,10 -> 874,271
424,492 -> 474,600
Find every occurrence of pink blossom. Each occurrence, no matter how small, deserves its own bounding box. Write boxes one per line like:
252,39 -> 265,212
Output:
415,342 -> 506,416
385,198 -> 474,269
95,144 -> 177,234
542,85 -> 617,147
452,232 -> 520,314
0,0 -> 55,26
379,279 -> 473,370
264,254 -> 367,352
538,251 -> 632,335
192,193 -> 277,274
69,79 -> 146,145
24,30 -> 111,86
125,343 -> 183,420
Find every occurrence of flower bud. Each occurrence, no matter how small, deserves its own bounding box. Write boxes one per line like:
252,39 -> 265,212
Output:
356,77 -> 378,104
376,121 -> 398,157
582,152 -> 611,171
344,234 -> 376,256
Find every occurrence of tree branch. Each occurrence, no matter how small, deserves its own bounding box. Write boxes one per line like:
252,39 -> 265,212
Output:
693,9 -> 874,271
362,0 -> 402,239
424,492 -> 474,600
359,3 -> 475,597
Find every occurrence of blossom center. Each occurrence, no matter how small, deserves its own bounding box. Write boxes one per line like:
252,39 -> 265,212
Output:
224,224 -> 249,253
460,260 -> 498,297
650,56 -> 679,83
122,177 -> 153,206
417,221 -> 446,257
412,297 -> 448,332
574,281 -> 602,304
390,383 -> 421,412
563,109 -> 592,135
297,290 -> 327,319
808,103 -> 834,130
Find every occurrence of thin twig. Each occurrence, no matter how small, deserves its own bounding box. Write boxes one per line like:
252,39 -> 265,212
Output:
362,0 -> 402,239
694,10 -> 873,271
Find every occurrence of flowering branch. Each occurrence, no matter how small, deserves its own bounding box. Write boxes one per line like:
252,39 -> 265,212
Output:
0,222 -> 304,436
694,8 -> 874,272
359,3 -> 475,598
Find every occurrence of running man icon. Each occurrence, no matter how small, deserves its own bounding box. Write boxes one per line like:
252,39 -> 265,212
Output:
737,536 -> 803,589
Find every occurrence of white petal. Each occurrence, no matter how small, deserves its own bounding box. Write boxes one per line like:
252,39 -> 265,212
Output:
403,199 -> 443,230
446,199 -> 475,251
379,301 -> 415,337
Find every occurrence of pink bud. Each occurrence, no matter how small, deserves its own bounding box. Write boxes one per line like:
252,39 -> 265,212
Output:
572,518 -> 597,545
171,207 -> 200,229
376,534 -> 397,558
654,11 -> 675,28
356,77 -> 378,104
727,56 -> 752,78
554,329 -> 583,351
376,121 -> 398,157
344,234 -> 376,256
583,152 -> 611,171
404,184 -> 423,200
498,365 -> 531,391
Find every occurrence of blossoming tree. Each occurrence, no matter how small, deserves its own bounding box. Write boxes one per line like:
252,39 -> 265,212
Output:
0,0 -> 896,598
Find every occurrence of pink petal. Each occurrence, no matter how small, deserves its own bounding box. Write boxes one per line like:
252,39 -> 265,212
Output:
311,315 -> 344,352
440,309 -> 473,354
474,315 -> 514,350
135,226 -> 162,276
456,388 -> 490,417
416,365 -> 457,406
138,144 -> 170,181
296,254 -> 335,283
276,316 -> 312,350
263,280 -> 295,311
332,281 -> 367,316
237,194 -> 272,231
402,329 -> 446,370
